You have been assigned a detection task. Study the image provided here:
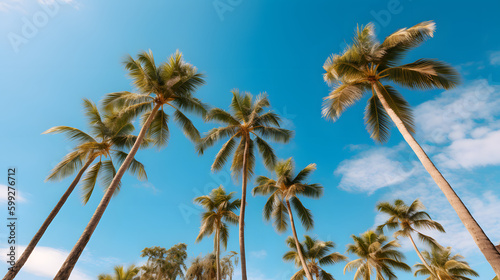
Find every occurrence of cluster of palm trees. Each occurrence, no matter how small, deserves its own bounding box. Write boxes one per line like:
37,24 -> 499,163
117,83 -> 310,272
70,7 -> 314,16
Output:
5,20 -> 500,280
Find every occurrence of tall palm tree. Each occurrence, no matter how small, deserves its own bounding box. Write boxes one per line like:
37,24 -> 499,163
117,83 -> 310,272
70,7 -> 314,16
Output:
283,235 -> 347,280
414,246 -> 479,280
2,99 -> 147,280
98,265 -> 139,280
197,90 -> 293,280
344,230 -> 411,280
194,186 -> 240,280
253,158 -> 323,280
377,199 -> 445,279
322,21 -> 500,276
54,50 -> 206,279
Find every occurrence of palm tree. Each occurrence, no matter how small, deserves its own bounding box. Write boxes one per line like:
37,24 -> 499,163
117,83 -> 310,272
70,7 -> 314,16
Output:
98,265 -> 139,280
322,21 -> 500,276
253,158 -> 323,280
54,50 -> 206,279
377,199 -> 444,278
194,186 -> 240,280
344,230 -> 411,279
2,99 -> 147,280
414,246 -> 479,280
283,235 -> 347,280
197,90 -> 293,280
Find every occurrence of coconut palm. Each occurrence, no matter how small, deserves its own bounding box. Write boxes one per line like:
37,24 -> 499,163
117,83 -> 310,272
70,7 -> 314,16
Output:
194,186 -> 240,280
197,90 -> 293,280
98,265 -> 139,280
344,230 -> 411,280
377,199 -> 444,278
414,246 -> 479,280
54,50 -> 206,279
322,21 -> 500,276
2,99 -> 148,280
283,235 -> 347,280
253,158 -> 323,280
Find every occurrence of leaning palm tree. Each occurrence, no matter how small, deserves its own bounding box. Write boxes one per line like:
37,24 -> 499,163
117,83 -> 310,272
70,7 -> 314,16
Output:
344,230 -> 411,280
2,99 -> 148,280
54,50 -> 206,279
197,90 -> 293,280
414,246 -> 479,280
253,158 -> 323,280
98,265 -> 139,280
284,235 -> 347,280
195,186 -> 240,280
322,21 -> 500,276
377,199 -> 445,279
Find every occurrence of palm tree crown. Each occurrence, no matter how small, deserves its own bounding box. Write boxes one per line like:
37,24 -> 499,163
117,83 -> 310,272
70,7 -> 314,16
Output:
344,230 -> 411,280
98,265 -> 139,280
252,158 -> 323,232
322,21 -> 459,142
103,50 -> 207,148
195,186 -> 240,248
197,90 -> 293,176
414,246 -> 479,280
44,98 -> 148,203
377,199 -> 445,248
284,235 -> 347,280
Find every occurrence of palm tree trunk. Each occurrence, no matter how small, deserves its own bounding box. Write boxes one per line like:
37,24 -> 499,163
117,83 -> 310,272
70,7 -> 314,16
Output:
408,233 -> 440,280
216,227 -> 221,280
238,136 -> 249,280
2,157 -> 95,280
54,103 -> 162,280
285,200 -> 313,280
373,82 -> 500,277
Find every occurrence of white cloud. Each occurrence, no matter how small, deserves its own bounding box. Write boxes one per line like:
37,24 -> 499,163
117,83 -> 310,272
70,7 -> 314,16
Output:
250,250 -> 267,259
0,184 -> 27,203
0,246 -> 92,280
438,129 -> 500,169
490,51 -> 500,66
414,79 -> 500,144
335,146 -> 416,194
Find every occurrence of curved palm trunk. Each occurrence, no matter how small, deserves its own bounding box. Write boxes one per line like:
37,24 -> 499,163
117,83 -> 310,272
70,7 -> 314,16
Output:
216,227 -> 221,280
239,137 -> 249,280
54,104 -> 161,280
2,157 -> 95,280
285,200 -> 314,280
373,82 -> 500,277
408,234 -> 440,280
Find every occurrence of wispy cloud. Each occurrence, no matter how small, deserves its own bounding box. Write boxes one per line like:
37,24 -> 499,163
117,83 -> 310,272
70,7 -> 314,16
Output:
250,249 -> 267,259
335,144 -> 416,194
490,51 -> 500,66
0,246 -> 92,280
0,184 -> 27,203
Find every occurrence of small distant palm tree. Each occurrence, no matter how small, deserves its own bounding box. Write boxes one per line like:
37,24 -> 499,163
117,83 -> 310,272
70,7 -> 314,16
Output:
55,50 -> 206,279
322,20 -> 500,276
253,158 -> 323,280
197,90 -> 293,280
2,99 -> 147,280
98,265 -> 139,280
283,235 -> 347,280
195,186 -> 240,280
377,199 -> 444,278
344,230 -> 411,279
414,246 -> 479,280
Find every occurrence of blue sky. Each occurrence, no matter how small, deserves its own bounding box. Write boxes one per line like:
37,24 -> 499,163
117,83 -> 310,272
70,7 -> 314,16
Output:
1,0 -> 500,279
